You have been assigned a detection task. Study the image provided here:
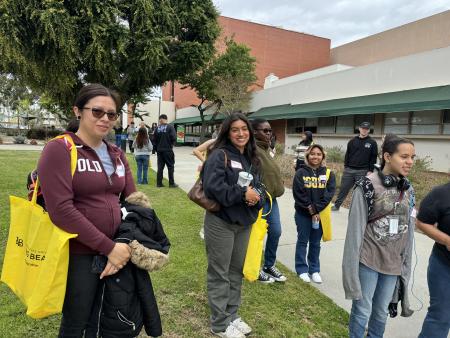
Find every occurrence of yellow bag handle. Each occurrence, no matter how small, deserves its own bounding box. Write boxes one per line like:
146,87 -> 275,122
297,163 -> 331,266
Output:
262,192 -> 273,217
31,134 -> 77,205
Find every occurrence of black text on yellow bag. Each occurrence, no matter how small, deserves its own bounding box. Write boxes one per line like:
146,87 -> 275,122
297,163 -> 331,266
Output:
0,135 -> 78,318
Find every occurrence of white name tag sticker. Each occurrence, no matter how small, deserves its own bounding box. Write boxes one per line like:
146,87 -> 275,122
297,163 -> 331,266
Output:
410,208 -> 417,218
230,160 -> 243,169
116,164 -> 125,177
319,175 -> 327,182
388,216 -> 399,235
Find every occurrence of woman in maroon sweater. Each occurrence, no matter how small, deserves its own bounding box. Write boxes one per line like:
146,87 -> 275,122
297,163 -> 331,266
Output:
38,84 -> 136,337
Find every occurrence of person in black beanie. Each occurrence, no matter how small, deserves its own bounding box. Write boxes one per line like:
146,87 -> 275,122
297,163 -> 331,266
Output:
332,122 -> 378,211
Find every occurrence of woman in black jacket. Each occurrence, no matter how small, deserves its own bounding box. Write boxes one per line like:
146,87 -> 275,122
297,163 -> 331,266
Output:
295,131 -> 313,171
202,113 -> 261,338
293,144 -> 335,284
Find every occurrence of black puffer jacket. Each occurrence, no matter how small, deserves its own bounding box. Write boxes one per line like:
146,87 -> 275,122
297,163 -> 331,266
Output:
97,204 -> 170,337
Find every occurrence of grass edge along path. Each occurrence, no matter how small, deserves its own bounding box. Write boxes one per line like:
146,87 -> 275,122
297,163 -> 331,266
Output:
0,151 -> 348,337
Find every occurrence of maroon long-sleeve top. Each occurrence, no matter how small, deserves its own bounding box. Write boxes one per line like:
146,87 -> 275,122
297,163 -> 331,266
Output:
37,132 -> 136,255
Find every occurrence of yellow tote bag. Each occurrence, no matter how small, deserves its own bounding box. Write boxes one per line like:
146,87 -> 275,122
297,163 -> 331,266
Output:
320,169 -> 332,242
1,135 -> 78,318
243,194 -> 272,282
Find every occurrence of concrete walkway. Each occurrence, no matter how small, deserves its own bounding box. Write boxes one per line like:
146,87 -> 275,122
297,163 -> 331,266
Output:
152,146 -> 436,338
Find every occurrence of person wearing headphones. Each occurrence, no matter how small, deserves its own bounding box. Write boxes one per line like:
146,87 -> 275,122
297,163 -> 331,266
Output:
342,134 -> 416,338
417,183 -> 450,338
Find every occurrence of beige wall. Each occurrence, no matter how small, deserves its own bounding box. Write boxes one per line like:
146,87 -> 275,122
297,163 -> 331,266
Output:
331,10 -> 450,66
251,45 -> 450,112
134,100 -> 176,126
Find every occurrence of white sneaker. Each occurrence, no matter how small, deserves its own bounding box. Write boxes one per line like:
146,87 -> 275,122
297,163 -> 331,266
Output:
211,324 -> 245,338
310,272 -> 322,284
199,226 -> 205,240
298,273 -> 310,283
231,318 -> 252,335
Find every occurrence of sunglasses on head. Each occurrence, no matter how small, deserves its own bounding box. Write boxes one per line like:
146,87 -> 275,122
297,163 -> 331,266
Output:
256,128 -> 272,134
82,107 -> 119,121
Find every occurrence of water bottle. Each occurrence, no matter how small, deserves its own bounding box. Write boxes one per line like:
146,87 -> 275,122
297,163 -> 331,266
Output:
312,218 -> 320,230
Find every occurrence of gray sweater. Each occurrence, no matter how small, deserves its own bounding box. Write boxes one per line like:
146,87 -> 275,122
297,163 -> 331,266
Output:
342,184 -> 415,317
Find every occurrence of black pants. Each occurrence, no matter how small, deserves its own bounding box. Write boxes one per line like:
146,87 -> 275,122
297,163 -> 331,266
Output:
157,150 -> 175,186
58,254 -> 103,338
128,140 -> 134,153
334,167 -> 368,208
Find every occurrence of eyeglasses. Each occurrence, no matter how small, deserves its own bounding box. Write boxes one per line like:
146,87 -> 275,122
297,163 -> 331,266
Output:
256,128 -> 272,134
82,107 -> 119,121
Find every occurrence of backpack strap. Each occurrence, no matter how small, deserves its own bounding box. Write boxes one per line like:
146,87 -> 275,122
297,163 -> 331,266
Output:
31,134 -> 78,205
50,134 -> 78,176
354,176 -> 375,219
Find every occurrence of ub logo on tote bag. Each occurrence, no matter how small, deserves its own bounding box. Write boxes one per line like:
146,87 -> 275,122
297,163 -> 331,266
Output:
1,135 -> 78,318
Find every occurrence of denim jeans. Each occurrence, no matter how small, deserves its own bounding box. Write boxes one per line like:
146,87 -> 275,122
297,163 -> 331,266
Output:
262,198 -> 282,268
418,252 -> 450,338
294,211 -> 322,275
349,263 -> 398,338
135,155 -> 149,184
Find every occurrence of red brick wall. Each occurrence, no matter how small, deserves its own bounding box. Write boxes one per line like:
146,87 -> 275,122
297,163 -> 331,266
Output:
270,119 -> 286,145
163,16 -> 331,109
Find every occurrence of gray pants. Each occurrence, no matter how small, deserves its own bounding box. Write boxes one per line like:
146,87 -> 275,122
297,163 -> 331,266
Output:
334,167 -> 368,208
204,212 -> 251,332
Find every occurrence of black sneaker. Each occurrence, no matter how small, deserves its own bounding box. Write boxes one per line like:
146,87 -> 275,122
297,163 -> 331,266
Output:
263,265 -> 287,282
331,204 -> 340,211
257,270 -> 275,284
169,183 -> 179,188
156,184 -> 165,188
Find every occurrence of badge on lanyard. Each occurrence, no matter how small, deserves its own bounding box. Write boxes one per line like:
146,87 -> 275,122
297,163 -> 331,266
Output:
387,215 -> 399,235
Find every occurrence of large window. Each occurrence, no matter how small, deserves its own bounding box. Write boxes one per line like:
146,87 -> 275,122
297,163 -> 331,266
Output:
336,115 -> 354,134
286,118 -> 305,134
384,112 -> 409,134
305,118 -> 318,133
443,109 -> 450,135
410,110 -> 441,134
318,117 -> 335,133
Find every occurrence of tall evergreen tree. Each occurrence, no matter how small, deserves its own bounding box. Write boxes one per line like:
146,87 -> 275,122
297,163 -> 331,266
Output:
0,0 -> 220,118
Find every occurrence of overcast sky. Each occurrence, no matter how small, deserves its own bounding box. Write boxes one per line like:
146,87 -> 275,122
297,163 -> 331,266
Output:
213,0 -> 450,47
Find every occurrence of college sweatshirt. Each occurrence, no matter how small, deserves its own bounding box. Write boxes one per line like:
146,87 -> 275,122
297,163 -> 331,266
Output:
293,165 -> 336,216
37,132 -> 136,255
344,135 -> 378,172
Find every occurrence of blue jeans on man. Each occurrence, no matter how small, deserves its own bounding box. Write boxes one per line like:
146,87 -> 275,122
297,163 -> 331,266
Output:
349,263 -> 398,338
135,155 -> 149,184
262,198 -> 282,268
418,252 -> 450,338
294,211 -> 323,275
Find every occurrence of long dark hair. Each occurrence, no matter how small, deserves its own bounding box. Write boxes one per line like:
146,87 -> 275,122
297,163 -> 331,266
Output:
299,131 -> 313,146
135,127 -> 149,148
380,134 -> 414,170
209,113 -> 260,169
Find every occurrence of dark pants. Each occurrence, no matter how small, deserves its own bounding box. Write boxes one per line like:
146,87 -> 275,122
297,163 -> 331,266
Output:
334,167 -> 368,208
294,211 -> 322,275
157,150 -> 175,186
419,252 -> 450,338
204,212 -> 251,332
262,198 -> 282,268
128,140 -> 134,153
58,254 -> 103,338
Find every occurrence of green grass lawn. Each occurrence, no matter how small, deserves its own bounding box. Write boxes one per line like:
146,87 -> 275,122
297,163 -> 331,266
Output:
0,150 -> 348,337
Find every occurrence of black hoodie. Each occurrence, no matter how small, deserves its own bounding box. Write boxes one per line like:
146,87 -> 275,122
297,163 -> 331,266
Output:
293,165 -> 336,215
202,143 -> 261,226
